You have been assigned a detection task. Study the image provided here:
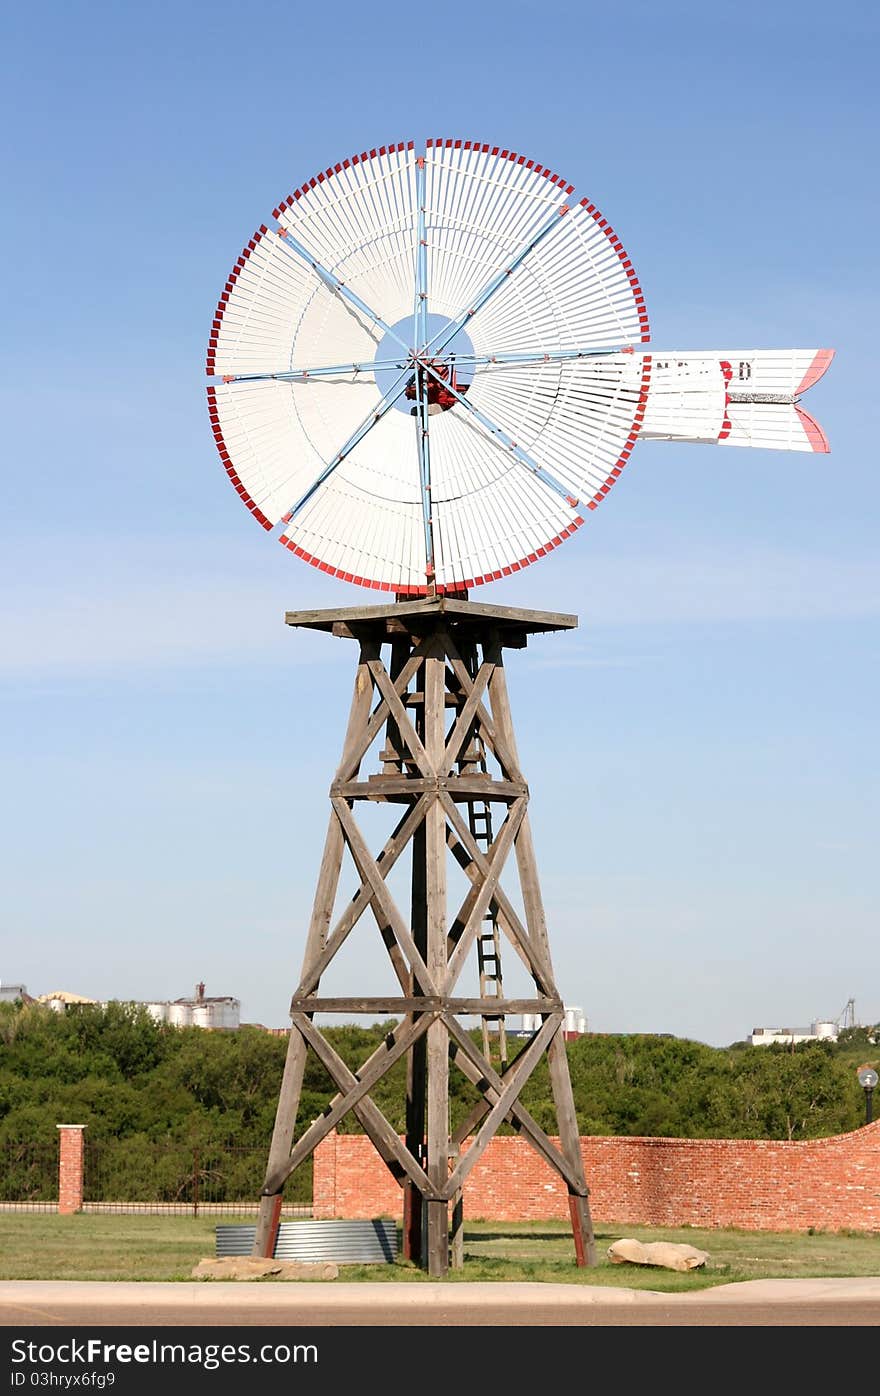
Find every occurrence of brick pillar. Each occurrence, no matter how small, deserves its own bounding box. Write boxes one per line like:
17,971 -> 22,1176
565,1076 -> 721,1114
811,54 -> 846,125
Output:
57,1125 -> 86,1214
312,1128 -> 337,1218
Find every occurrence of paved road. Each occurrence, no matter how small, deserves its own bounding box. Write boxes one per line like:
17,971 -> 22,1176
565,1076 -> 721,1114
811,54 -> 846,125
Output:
2,1279 -> 879,1327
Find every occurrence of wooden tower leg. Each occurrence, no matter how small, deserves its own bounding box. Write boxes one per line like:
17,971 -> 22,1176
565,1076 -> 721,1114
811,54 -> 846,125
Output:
403,818 -> 427,1262
254,812 -> 345,1257
423,643 -> 449,1277
450,1182 -> 464,1269
401,633 -> 427,1264
487,638 -> 598,1267
252,644 -> 377,1257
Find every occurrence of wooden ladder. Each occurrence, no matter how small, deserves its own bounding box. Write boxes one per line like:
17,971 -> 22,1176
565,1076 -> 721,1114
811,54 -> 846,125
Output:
465,749 -> 508,1068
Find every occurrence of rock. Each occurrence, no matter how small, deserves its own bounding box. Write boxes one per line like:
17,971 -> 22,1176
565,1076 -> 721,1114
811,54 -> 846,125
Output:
606,1238 -> 709,1272
191,1257 -> 339,1281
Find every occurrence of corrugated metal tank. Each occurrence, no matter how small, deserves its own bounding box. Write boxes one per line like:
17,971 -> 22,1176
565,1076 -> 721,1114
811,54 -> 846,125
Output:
167,1002 -> 193,1027
211,999 -> 240,1029
193,999 -> 240,1029
216,1220 -> 398,1264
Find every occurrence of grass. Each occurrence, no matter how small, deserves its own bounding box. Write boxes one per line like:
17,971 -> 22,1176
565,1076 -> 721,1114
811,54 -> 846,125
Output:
1,1214 -> 878,1291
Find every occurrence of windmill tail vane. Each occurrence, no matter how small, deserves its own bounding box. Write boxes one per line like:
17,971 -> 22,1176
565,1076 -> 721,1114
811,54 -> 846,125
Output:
637,348 -> 833,454
206,140 -> 833,594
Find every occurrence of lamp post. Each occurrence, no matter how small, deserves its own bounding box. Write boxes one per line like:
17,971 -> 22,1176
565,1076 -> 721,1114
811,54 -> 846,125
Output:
856,1065 -> 877,1125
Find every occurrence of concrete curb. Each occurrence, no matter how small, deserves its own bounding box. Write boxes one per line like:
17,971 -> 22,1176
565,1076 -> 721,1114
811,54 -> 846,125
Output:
2,1278 -> 880,1310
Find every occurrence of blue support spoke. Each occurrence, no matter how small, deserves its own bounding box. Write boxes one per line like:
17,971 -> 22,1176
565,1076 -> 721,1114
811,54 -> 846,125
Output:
420,203 -> 571,360
221,347 -> 625,388
276,229 -> 411,355
280,364 -> 414,524
420,361 -> 581,510
221,347 -> 628,386
220,358 -> 410,385
414,156 -> 429,350
414,389 -> 434,579
435,346 -> 625,369
413,154 -> 435,579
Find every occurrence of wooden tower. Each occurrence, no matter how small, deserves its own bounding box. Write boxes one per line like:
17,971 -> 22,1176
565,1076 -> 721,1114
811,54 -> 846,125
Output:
253,596 -> 595,1276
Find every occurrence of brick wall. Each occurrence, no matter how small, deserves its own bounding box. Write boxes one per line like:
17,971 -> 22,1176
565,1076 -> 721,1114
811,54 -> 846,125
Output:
57,1125 -> 85,1214
313,1123 -> 880,1233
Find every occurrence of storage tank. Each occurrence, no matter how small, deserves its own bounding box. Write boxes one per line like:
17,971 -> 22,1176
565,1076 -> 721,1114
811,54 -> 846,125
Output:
193,998 -> 240,1030
564,1006 -> 586,1035
145,1002 -> 168,1025
520,1012 -> 541,1034
812,1020 -> 838,1040
167,1001 -> 194,1027
212,998 -> 240,1030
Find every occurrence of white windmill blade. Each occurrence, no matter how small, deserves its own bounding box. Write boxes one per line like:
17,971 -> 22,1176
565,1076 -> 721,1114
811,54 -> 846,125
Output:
280,422 -> 428,593
209,373 -> 386,531
417,404 -> 581,591
637,349 -> 834,453
272,142 -> 419,347
423,141 -> 649,355
207,143 -> 420,386
207,223 -> 385,381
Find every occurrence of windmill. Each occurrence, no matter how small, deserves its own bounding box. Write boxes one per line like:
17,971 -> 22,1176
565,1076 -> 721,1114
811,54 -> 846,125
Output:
206,140 -> 833,1274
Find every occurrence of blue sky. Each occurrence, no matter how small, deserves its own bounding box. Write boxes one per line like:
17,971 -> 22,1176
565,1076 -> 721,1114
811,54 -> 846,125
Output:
1,0 -> 877,1047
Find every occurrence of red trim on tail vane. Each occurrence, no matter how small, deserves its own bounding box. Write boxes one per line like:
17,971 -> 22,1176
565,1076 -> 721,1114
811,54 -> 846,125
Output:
718,360 -> 733,441
795,406 -> 831,453
795,349 -> 835,397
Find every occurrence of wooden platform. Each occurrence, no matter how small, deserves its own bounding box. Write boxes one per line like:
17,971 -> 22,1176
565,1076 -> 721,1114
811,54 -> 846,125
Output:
286,595 -> 578,641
